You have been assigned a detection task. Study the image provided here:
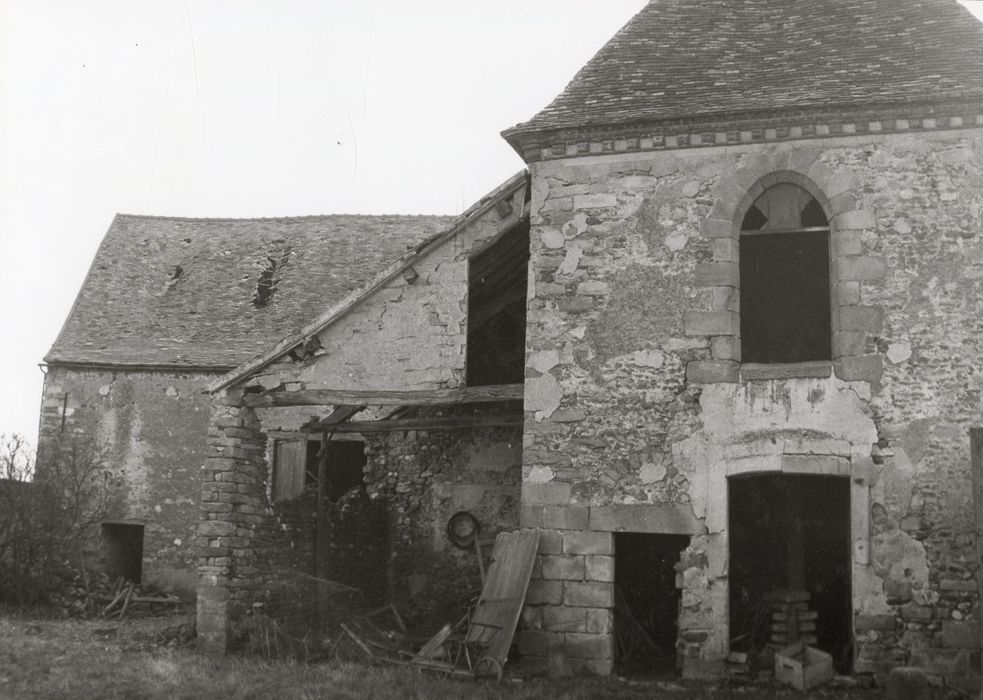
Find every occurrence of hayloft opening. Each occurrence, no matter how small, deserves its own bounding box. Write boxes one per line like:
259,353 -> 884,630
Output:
102,523 -> 144,584
614,533 -> 689,675
740,183 -> 831,364
272,438 -> 366,502
466,221 -> 529,386
728,474 -> 851,672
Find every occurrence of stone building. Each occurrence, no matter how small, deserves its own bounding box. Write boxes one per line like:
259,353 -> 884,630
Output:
44,0 -> 983,690
39,212 -> 452,594
192,0 -> 983,689
500,0 -> 983,686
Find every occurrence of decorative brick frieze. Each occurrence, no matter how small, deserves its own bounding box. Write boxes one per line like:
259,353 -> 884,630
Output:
517,104 -> 983,163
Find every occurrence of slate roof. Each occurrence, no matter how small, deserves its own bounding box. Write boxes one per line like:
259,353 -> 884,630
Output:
504,0 -> 983,138
46,214 -> 456,368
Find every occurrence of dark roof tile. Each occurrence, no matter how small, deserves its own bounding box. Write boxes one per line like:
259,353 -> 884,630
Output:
46,213 -> 456,367
505,0 -> 983,137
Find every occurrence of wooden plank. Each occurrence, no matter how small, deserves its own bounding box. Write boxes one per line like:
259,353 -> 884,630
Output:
970,427 -> 983,693
318,404 -> 363,425
273,440 -> 306,501
242,383 -> 523,408
468,529 -> 540,670
306,414 -> 523,434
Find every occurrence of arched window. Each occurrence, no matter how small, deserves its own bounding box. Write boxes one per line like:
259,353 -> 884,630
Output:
740,184 -> 831,364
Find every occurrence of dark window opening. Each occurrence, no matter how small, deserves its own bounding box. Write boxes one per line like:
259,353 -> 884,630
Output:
741,204 -> 768,231
273,438 -> 365,502
102,523 -> 144,584
614,533 -> 689,675
317,440 -> 366,502
740,184 -> 831,364
729,475 -> 851,673
466,221 -> 529,386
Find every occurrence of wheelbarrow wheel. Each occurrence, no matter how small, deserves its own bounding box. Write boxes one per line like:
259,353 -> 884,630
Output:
473,656 -> 503,682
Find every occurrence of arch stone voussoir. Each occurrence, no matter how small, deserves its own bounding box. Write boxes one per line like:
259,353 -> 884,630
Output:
692,151 -> 884,382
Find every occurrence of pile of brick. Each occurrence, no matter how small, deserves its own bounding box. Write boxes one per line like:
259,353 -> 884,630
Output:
767,590 -> 817,648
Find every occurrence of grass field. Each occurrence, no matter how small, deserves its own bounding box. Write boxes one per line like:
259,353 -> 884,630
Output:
0,610 -> 892,699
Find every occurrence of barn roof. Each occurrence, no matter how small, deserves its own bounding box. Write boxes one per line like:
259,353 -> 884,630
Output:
504,0 -> 983,143
45,213 -> 456,368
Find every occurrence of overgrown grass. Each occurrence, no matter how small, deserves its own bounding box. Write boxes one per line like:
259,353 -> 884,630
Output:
0,613 -> 888,699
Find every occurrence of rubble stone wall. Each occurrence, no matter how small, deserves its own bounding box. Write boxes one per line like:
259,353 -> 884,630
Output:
197,395 -> 522,649
521,128 -> 983,687
38,365 -> 217,596
363,423 -> 523,633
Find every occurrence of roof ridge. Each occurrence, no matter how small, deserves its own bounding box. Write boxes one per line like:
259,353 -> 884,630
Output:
115,212 -> 458,224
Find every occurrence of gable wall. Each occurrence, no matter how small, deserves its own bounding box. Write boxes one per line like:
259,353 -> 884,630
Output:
247,185 -> 526,394
39,365 -> 217,596
518,128 -> 983,685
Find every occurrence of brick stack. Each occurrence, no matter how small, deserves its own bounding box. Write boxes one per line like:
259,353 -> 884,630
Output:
767,590 -> 817,648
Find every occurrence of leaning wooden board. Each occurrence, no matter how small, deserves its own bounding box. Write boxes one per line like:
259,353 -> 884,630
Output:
467,528 -> 541,669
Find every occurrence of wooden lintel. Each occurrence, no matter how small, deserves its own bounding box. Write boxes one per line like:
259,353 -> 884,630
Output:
243,384 -> 524,408
306,414 -> 523,434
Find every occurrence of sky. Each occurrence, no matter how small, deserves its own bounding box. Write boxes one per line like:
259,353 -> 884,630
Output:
1,0 -> 982,444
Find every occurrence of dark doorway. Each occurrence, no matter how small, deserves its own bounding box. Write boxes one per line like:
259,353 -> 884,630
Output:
102,523 -> 144,583
728,474 -> 851,672
614,533 -> 689,675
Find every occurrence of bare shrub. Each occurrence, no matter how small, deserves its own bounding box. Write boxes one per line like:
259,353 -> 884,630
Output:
0,433 -> 121,605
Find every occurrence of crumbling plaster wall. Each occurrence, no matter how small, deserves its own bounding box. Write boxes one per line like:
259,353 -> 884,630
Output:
246,186 -> 527,394
519,128 -> 983,683
39,366 -> 217,595
200,190 -> 528,642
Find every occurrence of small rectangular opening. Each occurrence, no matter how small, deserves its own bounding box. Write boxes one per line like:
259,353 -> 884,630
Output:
102,523 -> 144,584
273,438 -> 366,502
614,532 -> 689,675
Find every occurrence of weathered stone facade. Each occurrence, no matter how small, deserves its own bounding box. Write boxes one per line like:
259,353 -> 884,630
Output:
516,126 -> 983,685
196,176 -> 529,648
38,366 -> 217,594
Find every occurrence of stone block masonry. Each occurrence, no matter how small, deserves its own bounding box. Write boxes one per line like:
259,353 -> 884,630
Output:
197,389 -> 268,656
519,530 -> 615,675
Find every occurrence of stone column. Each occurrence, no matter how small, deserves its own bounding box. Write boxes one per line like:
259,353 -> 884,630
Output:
196,388 -> 267,655
518,528 -> 615,676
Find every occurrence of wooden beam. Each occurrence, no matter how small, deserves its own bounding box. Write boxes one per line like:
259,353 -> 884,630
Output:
306,414 -> 523,433
243,383 -> 524,408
